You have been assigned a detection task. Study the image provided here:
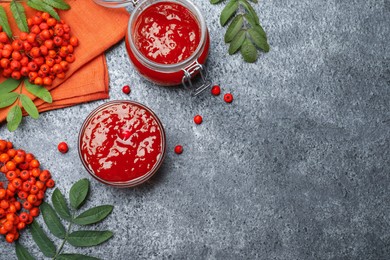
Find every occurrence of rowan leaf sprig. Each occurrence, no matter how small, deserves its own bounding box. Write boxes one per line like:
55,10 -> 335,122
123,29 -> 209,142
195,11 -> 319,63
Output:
211,0 -> 270,62
0,79 -> 52,131
15,179 -> 114,260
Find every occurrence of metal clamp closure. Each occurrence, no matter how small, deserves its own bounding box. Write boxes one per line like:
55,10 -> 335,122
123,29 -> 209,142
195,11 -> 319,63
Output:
131,0 -> 139,7
182,60 -> 212,96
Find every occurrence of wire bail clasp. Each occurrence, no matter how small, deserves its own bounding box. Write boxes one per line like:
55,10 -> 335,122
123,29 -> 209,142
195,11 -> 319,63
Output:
182,60 -> 212,96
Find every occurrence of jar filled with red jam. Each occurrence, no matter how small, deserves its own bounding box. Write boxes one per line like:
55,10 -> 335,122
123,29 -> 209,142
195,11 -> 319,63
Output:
94,0 -> 211,95
78,101 -> 166,187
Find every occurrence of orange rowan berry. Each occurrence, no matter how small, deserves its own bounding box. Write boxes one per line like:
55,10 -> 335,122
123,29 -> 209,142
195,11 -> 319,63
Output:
30,159 -> 40,168
5,233 -> 15,243
6,161 -> 16,171
29,207 -> 39,217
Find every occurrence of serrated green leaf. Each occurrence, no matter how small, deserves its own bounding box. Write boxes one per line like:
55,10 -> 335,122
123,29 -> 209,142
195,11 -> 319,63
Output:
40,202 -> 66,239
57,254 -> 101,260
43,0 -> 71,10
240,38 -> 257,63
0,78 -> 20,95
225,15 -> 244,43
30,220 -> 56,258
0,92 -> 19,108
210,0 -> 224,4
73,205 -> 114,226
27,0 -> 60,20
240,0 -> 259,24
248,27 -> 269,52
7,105 -> 22,132
0,6 -> 12,38
253,24 -> 267,38
244,13 -> 258,27
24,80 -> 53,103
10,1 -> 29,33
228,29 -> 246,54
69,178 -> 90,210
52,188 -> 72,221
220,0 -> 239,26
68,231 -> 113,247
20,94 -> 39,119
15,242 -> 36,260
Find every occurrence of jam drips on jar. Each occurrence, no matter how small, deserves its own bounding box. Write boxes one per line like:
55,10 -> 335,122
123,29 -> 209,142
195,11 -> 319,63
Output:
80,102 -> 163,182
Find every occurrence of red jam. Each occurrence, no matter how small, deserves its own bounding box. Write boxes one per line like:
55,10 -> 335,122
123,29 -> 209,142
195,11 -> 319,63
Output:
133,2 -> 201,64
125,0 -> 210,86
79,101 -> 165,184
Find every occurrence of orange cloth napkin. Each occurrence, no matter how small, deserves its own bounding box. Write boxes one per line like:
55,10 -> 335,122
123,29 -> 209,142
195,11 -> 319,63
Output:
0,0 -> 130,122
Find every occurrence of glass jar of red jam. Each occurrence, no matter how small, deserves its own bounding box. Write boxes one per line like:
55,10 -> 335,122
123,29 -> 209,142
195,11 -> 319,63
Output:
78,101 -> 166,187
93,0 -> 211,95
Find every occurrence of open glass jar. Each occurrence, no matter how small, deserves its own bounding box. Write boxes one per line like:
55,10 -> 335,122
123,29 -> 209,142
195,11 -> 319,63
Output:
78,101 -> 166,188
93,0 -> 211,95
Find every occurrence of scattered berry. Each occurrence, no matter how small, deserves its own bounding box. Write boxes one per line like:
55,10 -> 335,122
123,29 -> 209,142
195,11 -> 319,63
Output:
224,93 -> 233,103
193,115 -> 203,125
211,85 -> 221,96
122,85 -> 131,94
174,145 -> 183,154
57,142 -> 68,154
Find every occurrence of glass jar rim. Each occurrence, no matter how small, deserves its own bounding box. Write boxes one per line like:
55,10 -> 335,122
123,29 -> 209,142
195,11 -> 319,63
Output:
78,100 -> 166,188
128,0 -> 207,72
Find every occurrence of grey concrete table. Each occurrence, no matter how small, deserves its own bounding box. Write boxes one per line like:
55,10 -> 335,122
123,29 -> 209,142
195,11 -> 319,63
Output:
1,0 -> 389,259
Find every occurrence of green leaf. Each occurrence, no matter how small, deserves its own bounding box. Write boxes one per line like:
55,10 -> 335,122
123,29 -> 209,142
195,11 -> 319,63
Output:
24,79 -> 53,103
240,38 -> 257,63
253,24 -> 267,39
40,202 -> 66,239
57,254 -> 101,260
244,13 -> 258,27
27,0 -> 60,21
224,14 -> 244,43
7,105 -> 22,132
220,0 -> 238,26
248,0 -> 258,3
68,231 -> 113,247
15,242 -> 36,260
69,178 -> 90,210
0,92 -> 19,108
73,205 -> 114,226
248,27 -> 269,52
0,6 -> 12,38
210,0 -> 224,4
20,94 -> 39,119
0,78 -> 20,95
240,0 -> 259,24
10,1 -> 29,33
43,0 -> 71,10
228,29 -> 246,54
52,188 -> 72,221
30,220 -> 56,258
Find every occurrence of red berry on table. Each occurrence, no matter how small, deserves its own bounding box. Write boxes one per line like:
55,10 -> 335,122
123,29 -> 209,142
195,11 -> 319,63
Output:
122,85 -> 131,94
211,85 -> 221,96
57,142 -> 68,154
194,115 -> 203,125
224,93 -> 233,103
174,145 -> 183,154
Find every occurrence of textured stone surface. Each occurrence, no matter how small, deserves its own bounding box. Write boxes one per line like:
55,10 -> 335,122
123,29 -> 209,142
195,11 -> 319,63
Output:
0,0 -> 389,259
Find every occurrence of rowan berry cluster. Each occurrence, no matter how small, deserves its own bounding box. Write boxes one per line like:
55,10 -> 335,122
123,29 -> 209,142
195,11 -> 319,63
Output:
0,139 -> 55,243
0,12 -> 78,86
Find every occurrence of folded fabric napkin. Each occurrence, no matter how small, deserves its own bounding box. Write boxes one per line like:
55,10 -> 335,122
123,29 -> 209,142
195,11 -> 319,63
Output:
0,0 -> 130,123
